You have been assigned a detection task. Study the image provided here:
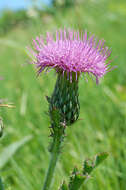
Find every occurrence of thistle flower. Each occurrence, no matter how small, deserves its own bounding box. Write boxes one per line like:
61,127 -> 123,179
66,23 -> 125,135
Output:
29,29 -> 112,125
30,29 -> 111,81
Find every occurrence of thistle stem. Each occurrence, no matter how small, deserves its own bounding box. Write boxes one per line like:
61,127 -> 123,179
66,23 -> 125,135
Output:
42,135 -> 62,190
0,177 -> 4,190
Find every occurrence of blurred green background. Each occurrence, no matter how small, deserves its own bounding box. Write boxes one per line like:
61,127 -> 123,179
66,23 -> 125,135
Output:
0,0 -> 126,189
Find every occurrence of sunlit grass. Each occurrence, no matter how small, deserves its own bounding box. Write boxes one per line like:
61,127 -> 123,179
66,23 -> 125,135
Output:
0,0 -> 126,189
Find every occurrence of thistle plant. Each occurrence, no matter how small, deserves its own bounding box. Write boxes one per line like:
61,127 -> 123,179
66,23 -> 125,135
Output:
0,102 -> 15,189
0,103 -> 14,137
28,29 -> 112,190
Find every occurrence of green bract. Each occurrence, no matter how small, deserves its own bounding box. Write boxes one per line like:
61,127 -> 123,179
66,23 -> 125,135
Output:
49,72 -> 80,126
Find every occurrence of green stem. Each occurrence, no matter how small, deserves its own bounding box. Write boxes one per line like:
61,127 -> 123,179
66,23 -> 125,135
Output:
42,135 -> 62,190
0,177 -> 4,190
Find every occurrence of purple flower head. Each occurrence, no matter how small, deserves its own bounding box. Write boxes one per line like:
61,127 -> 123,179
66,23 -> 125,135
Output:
29,29 -> 112,83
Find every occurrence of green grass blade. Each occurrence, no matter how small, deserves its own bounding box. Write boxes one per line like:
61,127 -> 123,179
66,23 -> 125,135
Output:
0,135 -> 32,169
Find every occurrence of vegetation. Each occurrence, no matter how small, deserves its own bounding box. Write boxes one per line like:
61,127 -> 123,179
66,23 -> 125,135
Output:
0,0 -> 126,189
0,10 -> 30,35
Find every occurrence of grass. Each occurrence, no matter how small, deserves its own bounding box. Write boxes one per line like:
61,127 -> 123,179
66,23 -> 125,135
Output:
0,0 -> 126,189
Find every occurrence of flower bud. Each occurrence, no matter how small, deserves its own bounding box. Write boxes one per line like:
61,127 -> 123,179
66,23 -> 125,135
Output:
49,72 -> 80,126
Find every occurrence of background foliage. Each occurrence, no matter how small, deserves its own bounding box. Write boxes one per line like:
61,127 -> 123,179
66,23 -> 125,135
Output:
0,0 -> 126,189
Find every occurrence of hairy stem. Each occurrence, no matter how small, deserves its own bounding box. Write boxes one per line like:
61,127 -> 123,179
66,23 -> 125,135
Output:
42,135 -> 62,190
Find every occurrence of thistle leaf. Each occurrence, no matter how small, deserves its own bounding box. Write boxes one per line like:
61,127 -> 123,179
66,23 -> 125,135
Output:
83,159 -> 94,175
94,152 -> 109,167
67,152 -> 109,190
69,167 -> 87,190
83,152 -> 109,175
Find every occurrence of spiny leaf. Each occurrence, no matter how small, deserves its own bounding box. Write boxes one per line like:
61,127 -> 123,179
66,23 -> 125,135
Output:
83,152 -> 109,175
83,159 -> 94,175
69,167 -> 87,190
61,152 -> 109,190
0,135 -> 32,168
95,152 -> 109,167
